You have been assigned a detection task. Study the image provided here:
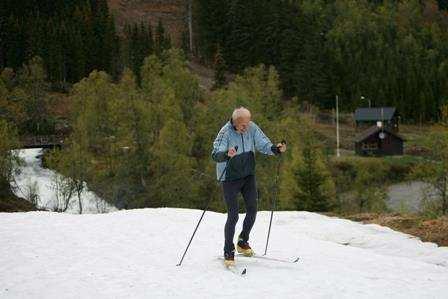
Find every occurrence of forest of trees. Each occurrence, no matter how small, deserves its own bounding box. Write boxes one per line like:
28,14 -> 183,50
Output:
0,0 -> 120,85
2,0 -> 448,121
0,0 -> 171,88
3,52 -> 448,216
1,0 -> 448,216
195,0 -> 448,122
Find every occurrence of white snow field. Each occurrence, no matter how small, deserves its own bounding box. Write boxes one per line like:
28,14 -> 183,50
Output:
10,148 -> 116,214
1,208 -> 448,299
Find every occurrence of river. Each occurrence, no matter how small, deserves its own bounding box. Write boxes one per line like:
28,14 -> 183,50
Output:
10,148 -> 117,214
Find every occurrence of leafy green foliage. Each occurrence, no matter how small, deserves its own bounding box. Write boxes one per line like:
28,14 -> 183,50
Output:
0,57 -> 55,135
47,50 -> 201,209
411,126 -> 448,215
0,119 -> 20,186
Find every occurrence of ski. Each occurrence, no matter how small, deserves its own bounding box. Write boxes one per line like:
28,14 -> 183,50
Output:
217,257 -> 247,275
236,253 -> 300,264
225,265 -> 247,276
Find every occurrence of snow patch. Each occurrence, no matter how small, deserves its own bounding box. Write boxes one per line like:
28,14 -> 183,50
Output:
0,208 -> 447,298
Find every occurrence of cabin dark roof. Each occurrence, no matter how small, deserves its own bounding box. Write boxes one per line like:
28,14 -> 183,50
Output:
354,107 -> 396,121
355,125 -> 405,143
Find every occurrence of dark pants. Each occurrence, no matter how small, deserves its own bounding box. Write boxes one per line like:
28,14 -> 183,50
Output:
222,175 -> 258,253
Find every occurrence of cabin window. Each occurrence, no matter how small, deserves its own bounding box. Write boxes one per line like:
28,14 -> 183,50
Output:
362,142 -> 378,150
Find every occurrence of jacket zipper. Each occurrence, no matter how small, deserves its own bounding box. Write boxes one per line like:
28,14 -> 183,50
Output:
241,133 -> 245,152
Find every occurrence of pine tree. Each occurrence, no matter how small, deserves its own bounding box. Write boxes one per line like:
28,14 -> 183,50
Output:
4,16 -> 26,70
438,0 -> 448,10
288,126 -> 335,212
213,45 -> 226,89
225,0 -> 254,71
68,27 -> 86,83
155,20 -> 171,57
196,0 -> 230,61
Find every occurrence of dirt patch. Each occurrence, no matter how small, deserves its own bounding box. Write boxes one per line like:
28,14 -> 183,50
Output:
329,212 -> 448,247
108,0 -> 188,47
187,60 -> 215,91
0,195 -> 40,212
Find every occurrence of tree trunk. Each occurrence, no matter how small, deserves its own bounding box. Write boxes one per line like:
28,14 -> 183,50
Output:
77,189 -> 83,214
188,0 -> 194,53
442,175 -> 447,215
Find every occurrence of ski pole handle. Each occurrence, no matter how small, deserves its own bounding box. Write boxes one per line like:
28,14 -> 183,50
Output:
276,140 -> 287,152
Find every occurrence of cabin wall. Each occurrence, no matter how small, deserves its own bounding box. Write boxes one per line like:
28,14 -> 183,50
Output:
355,132 -> 403,156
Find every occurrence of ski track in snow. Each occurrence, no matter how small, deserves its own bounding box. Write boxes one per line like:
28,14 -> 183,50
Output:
1,208 -> 448,298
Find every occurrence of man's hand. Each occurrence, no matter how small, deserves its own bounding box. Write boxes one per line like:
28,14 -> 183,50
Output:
277,142 -> 287,153
227,147 -> 237,158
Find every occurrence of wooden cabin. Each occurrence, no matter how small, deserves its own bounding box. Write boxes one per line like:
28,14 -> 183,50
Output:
355,125 -> 404,156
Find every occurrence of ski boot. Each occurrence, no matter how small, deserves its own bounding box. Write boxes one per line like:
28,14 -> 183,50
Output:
237,236 -> 254,257
224,249 -> 235,267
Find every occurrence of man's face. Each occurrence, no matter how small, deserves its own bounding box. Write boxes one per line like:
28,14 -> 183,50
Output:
234,116 -> 251,133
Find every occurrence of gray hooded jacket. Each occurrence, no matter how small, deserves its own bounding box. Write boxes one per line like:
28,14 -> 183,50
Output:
211,120 -> 280,181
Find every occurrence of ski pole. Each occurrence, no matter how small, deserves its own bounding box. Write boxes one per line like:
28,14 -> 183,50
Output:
263,140 -> 286,256
176,146 -> 238,266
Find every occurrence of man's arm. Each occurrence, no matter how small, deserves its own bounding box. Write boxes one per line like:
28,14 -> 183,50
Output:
252,123 -> 281,155
211,126 -> 230,162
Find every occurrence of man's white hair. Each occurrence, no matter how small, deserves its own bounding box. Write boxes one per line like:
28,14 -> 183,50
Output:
232,107 -> 251,120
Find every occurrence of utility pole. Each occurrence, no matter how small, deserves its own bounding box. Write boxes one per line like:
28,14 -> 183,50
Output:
188,0 -> 194,53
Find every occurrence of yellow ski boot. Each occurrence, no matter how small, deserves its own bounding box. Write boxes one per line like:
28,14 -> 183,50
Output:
237,238 -> 254,257
224,250 -> 235,267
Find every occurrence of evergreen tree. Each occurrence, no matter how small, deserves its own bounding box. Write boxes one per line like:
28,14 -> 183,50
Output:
195,0 -> 230,61
1,0 -> 119,85
286,124 -> 335,212
213,45 -> 226,89
225,0 -> 255,71
155,20 -> 171,57
438,0 -> 448,10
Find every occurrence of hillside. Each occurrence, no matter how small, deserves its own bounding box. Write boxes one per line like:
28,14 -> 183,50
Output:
108,0 -> 188,47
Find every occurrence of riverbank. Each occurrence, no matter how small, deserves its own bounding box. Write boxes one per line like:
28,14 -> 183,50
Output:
0,193 -> 40,212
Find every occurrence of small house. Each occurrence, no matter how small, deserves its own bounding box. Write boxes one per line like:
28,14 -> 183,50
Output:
354,107 -> 400,132
355,125 -> 404,156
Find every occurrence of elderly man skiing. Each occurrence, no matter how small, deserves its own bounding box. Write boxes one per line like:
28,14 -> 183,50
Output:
211,107 -> 286,267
